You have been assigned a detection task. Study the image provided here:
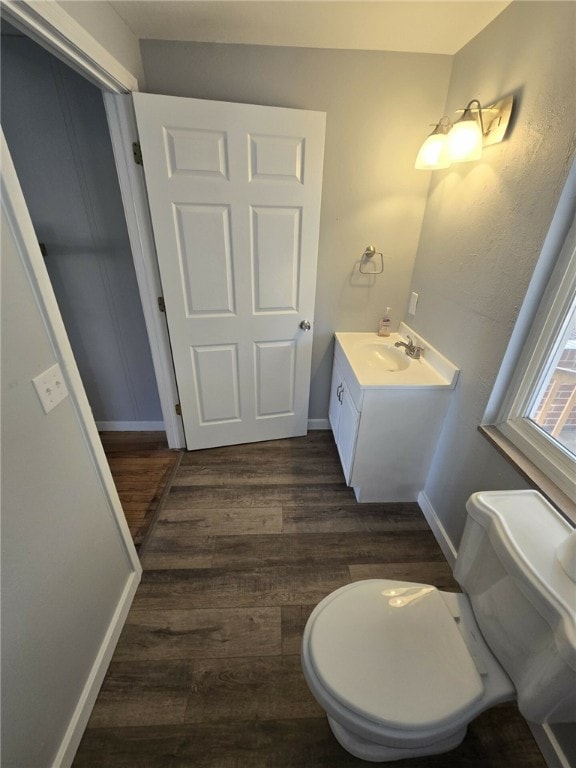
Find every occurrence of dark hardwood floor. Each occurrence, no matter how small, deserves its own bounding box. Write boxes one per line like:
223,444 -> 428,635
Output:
74,431 -> 546,767
100,431 -> 181,550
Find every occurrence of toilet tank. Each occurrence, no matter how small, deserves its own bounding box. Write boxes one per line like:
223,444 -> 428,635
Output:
454,490 -> 576,724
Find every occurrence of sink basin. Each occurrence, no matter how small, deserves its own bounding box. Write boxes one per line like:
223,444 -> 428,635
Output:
357,341 -> 410,371
334,325 -> 460,389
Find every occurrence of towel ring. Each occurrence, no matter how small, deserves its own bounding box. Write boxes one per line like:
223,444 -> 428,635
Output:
359,245 -> 384,274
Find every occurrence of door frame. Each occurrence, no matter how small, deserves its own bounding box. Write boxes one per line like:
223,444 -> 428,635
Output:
2,0 -> 185,447
1,0 -> 137,92
103,95 -> 185,447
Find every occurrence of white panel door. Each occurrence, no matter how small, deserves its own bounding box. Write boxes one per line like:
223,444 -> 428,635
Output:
133,94 -> 325,449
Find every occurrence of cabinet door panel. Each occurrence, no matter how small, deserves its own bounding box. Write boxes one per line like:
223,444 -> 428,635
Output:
328,362 -> 342,437
337,388 -> 359,484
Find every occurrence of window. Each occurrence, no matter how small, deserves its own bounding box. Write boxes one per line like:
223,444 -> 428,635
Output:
529,300 -> 576,455
493,218 -> 576,505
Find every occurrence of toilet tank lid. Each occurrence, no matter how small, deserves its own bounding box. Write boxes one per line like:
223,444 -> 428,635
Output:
307,580 -> 484,732
464,490 -> 576,670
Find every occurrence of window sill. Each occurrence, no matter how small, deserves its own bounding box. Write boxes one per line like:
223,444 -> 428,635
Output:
479,424 -> 576,526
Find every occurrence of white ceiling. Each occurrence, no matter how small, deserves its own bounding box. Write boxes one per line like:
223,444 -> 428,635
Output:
109,1 -> 511,56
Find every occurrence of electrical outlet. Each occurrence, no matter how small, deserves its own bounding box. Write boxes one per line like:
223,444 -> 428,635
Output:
408,292 -> 419,316
32,363 -> 69,414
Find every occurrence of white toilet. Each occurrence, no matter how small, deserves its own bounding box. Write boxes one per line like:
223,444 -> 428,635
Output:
301,490 -> 576,762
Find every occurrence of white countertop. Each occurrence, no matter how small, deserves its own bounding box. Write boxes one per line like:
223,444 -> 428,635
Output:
335,324 -> 460,389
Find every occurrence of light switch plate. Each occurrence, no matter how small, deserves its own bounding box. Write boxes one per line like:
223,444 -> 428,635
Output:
409,292 -> 419,316
33,363 -> 69,414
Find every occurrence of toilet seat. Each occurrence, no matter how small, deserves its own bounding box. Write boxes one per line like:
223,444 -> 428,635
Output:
302,579 -> 516,757
309,579 -> 484,730
307,580 -> 484,732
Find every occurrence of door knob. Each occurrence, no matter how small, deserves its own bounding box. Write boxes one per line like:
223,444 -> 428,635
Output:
300,320 -> 311,331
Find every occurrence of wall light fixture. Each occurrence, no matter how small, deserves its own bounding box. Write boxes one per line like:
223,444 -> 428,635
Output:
415,95 -> 514,170
414,116 -> 452,170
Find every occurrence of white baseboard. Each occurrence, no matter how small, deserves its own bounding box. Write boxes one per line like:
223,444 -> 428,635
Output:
308,418 -> 330,430
529,723 -> 573,768
54,570 -> 141,768
96,421 -> 165,431
417,491 -> 458,569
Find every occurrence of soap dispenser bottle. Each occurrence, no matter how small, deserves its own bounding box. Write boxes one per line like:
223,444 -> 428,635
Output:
378,308 -> 391,336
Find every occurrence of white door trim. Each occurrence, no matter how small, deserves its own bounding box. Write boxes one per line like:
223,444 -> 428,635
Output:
103,94 -> 185,448
1,0 -> 185,447
1,0 -> 137,93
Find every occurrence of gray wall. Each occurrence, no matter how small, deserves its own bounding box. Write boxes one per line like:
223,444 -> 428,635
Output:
1,31 -> 162,426
140,40 -> 453,419
408,0 -> 576,548
1,140 -> 139,767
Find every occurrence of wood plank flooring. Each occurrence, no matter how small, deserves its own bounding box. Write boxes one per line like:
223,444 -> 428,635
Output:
100,431 -> 181,549
73,432 -> 546,768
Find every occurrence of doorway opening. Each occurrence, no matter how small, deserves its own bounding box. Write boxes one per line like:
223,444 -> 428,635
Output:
1,21 -> 162,430
1,21 -> 176,546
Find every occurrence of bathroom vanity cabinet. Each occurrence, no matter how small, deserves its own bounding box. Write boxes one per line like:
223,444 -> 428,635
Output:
330,328 -> 459,502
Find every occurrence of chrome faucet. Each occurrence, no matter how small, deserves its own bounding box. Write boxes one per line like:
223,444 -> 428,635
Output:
394,335 -> 424,359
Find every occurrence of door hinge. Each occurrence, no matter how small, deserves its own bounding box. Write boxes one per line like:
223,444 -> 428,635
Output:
175,403 -> 182,416
158,296 -> 166,313
132,141 -> 143,166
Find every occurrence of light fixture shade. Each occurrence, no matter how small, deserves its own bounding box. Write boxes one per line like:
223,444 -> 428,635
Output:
415,133 -> 451,170
414,117 -> 452,170
416,98 -> 510,170
447,108 -> 483,162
